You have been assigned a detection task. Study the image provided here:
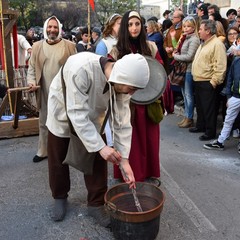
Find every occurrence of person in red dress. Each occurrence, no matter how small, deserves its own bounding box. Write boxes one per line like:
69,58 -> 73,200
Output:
109,10 -> 164,182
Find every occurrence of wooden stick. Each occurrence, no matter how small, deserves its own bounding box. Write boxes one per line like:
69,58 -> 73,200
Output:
0,94 -> 9,118
8,86 -> 40,93
12,90 -> 22,129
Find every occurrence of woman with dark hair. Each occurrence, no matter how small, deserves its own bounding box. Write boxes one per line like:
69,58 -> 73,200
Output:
209,12 -> 229,33
225,27 -> 239,51
162,19 -> 173,37
110,10 -> 164,182
209,12 -> 223,22
223,26 -> 240,137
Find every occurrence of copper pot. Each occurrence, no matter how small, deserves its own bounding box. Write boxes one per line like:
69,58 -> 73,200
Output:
105,182 -> 165,240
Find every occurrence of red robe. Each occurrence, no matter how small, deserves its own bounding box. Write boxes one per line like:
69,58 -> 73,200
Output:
114,45 -> 163,181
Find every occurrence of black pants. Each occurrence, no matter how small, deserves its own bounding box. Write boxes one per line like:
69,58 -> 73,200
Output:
47,131 -> 107,206
194,81 -> 218,137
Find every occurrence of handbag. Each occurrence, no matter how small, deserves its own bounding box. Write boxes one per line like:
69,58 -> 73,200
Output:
147,99 -> 164,124
60,65 -> 109,175
168,60 -> 187,86
63,132 -> 96,175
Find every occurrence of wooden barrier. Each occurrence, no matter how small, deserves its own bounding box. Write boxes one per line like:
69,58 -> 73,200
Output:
0,0 -> 39,138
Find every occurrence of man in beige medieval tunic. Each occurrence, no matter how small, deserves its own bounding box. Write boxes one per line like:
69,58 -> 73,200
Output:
27,16 -> 76,162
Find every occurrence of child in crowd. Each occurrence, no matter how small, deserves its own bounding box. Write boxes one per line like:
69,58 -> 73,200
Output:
204,51 -> 240,153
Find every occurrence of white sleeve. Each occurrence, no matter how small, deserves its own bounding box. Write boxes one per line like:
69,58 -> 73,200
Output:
65,68 -> 105,153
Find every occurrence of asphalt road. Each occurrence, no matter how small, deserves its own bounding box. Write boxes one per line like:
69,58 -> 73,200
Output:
0,112 -> 240,240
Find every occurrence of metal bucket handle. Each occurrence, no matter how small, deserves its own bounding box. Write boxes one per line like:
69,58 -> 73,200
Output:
105,201 -> 118,213
146,177 -> 161,188
154,178 -> 161,187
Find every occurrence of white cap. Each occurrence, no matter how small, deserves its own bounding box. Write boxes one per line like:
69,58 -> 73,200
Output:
108,53 -> 150,89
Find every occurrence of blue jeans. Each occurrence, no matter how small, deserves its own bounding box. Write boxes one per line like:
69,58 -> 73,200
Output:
181,72 -> 194,119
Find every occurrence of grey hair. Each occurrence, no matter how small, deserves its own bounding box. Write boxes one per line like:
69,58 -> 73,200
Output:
201,19 -> 217,35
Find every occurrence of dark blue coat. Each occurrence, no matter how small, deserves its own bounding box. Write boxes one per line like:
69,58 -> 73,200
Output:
147,32 -> 165,60
226,56 -> 240,99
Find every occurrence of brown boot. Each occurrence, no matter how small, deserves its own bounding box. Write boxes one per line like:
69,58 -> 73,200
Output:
177,117 -> 186,126
179,118 -> 193,128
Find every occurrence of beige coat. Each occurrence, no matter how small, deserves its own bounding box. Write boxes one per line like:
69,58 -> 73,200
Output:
192,35 -> 227,87
27,39 -> 76,108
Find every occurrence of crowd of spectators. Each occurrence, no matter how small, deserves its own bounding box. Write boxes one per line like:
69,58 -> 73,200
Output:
2,3 -> 240,154
148,3 -> 240,154
1,3 -> 240,228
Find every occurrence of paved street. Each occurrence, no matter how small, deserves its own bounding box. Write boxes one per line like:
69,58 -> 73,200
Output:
0,112 -> 240,240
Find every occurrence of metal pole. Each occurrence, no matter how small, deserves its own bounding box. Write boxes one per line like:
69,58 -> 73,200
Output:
136,0 -> 140,12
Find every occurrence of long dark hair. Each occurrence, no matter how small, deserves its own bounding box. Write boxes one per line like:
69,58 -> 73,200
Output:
116,10 -> 152,59
225,26 -> 239,49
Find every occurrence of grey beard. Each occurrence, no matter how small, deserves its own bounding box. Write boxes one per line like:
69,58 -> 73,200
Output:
48,36 -> 57,41
47,33 -> 58,41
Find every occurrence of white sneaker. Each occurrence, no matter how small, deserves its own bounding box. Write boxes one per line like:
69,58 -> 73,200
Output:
232,129 -> 240,138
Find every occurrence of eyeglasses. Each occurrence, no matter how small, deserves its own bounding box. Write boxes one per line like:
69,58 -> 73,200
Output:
228,32 -> 238,36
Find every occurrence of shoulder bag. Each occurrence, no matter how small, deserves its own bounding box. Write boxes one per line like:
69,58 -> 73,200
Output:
168,34 -> 187,87
168,60 -> 187,86
61,65 -> 109,175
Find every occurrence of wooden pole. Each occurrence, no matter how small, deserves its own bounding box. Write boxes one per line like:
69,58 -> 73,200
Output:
8,86 -> 40,93
87,1 -> 91,44
0,0 -> 13,114
0,1 -> 39,137
0,0 -> 19,118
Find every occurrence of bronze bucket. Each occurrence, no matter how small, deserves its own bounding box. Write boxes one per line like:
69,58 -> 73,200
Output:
104,182 -> 165,240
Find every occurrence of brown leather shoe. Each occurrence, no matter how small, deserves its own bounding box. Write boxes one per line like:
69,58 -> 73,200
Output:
177,117 -> 186,126
179,118 -> 193,128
